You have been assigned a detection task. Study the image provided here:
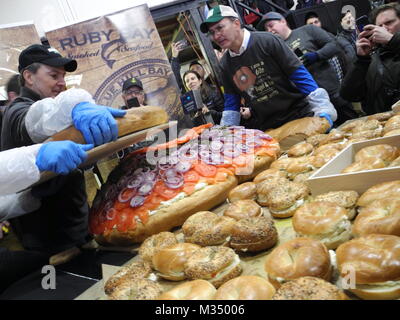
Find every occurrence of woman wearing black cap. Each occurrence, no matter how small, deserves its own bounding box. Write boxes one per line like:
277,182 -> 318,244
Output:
1,44 -> 126,257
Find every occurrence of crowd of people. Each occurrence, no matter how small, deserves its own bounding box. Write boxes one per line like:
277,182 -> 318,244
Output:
170,0 -> 400,129
0,0 -> 399,296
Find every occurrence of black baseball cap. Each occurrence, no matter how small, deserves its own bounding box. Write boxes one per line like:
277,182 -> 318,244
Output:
256,12 -> 285,31
122,77 -> 144,91
18,44 -> 77,72
189,61 -> 203,69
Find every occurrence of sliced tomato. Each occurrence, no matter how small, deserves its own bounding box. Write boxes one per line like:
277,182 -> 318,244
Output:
215,171 -> 229,182
193,162 -> 218,177
217,167 -> 235,176
114,200 -> 130,211
183,182 -> 197,195
233,155 -> 251,167
116,208 -> 135,233
183,170 -> 200,183
145,194 -> 164,210
154,183 -> 182,200
137,209 -> 149,224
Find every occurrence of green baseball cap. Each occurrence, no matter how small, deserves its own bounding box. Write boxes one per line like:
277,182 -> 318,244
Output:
200,5 -> 239,33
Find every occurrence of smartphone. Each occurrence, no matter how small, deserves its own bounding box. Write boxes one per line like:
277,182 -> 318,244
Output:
127,97 -> 140,109
356,15 -> 369,32
294,48 -> 304,58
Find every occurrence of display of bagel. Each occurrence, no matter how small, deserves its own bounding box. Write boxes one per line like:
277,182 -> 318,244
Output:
88,112 -> 400,301
89,124 -> 280,245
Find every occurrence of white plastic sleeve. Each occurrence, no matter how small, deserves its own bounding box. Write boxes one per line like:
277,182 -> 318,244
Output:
220,110 -> 241,126
0,144 -> 42,195
24,88 -> 95,143
0,190 -> 41,222
306,87 -> 338,121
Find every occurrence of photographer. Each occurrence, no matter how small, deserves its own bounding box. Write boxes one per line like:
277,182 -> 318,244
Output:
340,3 -> 400,115
121,77 -> 146,109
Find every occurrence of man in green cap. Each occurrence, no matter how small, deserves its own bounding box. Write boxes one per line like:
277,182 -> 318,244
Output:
200,5 -> 337,130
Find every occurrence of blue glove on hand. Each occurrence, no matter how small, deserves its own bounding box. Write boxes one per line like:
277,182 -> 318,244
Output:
72,102 -> 126,146
301,52 -> 319,66
318,112 -> 333,131
36,141 -> 94,175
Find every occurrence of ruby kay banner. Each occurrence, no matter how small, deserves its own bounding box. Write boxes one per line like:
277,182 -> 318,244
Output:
0,23 -> 40,100
45,4 -> 183,121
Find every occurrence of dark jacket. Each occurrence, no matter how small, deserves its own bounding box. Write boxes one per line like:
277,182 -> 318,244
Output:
1,87 -> 91,254
202,83 -> 224,123
340,32 -> 400,115
336,28 -> 357,71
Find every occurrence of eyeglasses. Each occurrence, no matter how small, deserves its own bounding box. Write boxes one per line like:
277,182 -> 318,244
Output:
124,89 -> 143,95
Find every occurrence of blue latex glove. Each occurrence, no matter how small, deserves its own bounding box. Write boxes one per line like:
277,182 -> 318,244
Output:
72,102 -> 126,146
36,141 -> 94,175
318,112 -> 333,131
301,52 -> 319,66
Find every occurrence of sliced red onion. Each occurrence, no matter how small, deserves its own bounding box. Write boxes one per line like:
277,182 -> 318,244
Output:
103,200 -> 114,213
163,171 -> 184,185
175,161 -> 192,173
199,149 -> 212,160
210,140 -> 223,152
245,138 -> 264,148
118,188 -> 136,203
163,168 -> 178,178
127,175 -> 144,189
179,145 -> 198,161
130,195 -> 146,208
138,182 -> 154,196
144,171 -> 158,182
222,143 -> 242,158
203,154 -> 225,165
166,179 -> 184,189
158,155 -> 179,168
221,136 -> 234,144
105,208 -> 117,221
235,143 -> 251,153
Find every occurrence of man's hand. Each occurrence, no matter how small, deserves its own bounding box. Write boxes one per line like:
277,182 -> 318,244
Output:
240,107 -> 251,120
202,105 -> 210,114
356,36 -> 373,56
36,141 -> 94,175
0,220 -> 10,239
363,24 -> 394,46
72,102 -> 126,146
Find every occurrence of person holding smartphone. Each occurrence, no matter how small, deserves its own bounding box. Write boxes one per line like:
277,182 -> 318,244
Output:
340,3 -> 400,115
120,77 -> 146,110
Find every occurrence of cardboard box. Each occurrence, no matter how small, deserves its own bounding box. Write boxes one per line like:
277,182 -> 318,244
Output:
308,135 -> 400,195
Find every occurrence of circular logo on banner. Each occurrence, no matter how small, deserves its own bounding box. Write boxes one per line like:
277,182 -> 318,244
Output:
93,59 -> 182,120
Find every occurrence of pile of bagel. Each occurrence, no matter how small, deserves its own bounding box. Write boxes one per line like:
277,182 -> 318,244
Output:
102,111 -> 400,301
